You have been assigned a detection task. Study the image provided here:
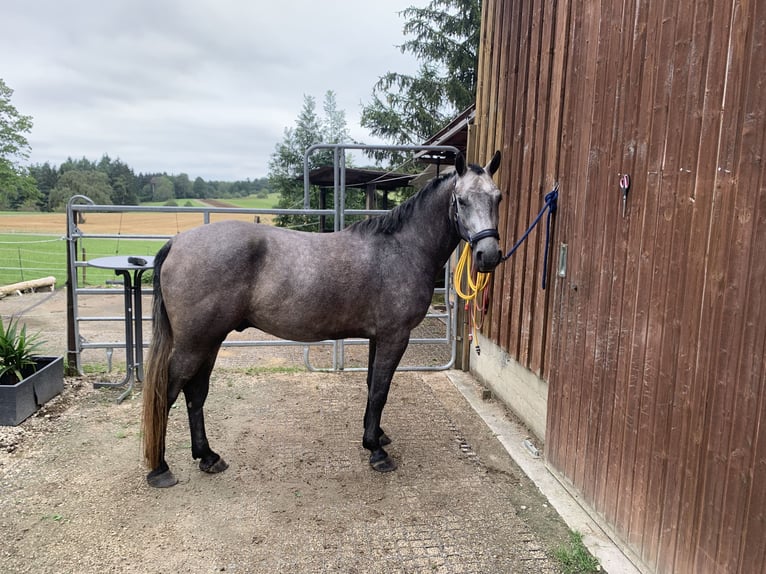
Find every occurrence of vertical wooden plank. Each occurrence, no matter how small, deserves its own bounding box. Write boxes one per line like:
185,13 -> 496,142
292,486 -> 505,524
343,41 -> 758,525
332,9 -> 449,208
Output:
577,0 -> 623,508
493,3 -> 521,352
537,0 -> 571,382
674,2 -> 733,571
503,0 -> 534,360
525,0 -> 554,377
633,0 -> 703,568
586,0 -> 646,522
551,0 -> 599,479
600,0 -> 651,528
626,0 -> 685,552
560,0 -> 600,487
740,322 -> 766,574
612,0 -> 665,544
517,0 -> 544,369
693,2 -> 761,571
492,0 -> 522,349
736,16 -> 766,573
634,2 -> 716,571
547,0 -> 585,471
484,0 -> 505,165
474,0 -> 496,166
477,0 -> 505,348
490,2 -> 518,349
519,0 -> 564,379
721,118 -> 766,574
649,1 -> 727,571
476,0 -> 502,358
544,0 -> 575,467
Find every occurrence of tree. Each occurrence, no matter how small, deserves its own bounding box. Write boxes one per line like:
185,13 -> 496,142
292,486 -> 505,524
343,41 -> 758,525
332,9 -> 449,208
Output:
269,91 -> 354,231
104,158 -> 139,205
150,175 -> 174,202
48,170 -> 113,211
59,156 -> 98,173
322,91 -> 352,148
0,78 -> 39,210
193,176 -> 209,198
361,0 -> 481,162
173,173 -> 192,199
27,162 -> 59,211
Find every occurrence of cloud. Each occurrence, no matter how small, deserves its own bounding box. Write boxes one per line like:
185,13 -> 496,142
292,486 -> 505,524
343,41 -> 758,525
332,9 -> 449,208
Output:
2,0 -> 422,180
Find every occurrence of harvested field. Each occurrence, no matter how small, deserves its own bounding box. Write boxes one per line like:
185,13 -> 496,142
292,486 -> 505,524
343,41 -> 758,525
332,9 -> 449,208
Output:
0,204 -> 275,237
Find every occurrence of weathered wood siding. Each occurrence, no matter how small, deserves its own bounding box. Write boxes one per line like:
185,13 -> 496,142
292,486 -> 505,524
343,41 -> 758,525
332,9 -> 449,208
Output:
472,1 -> 766,573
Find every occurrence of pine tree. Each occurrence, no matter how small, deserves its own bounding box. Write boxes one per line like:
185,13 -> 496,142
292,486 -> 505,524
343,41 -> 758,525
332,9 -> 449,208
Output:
269,91 -> 354,231
361,0 -> 481,164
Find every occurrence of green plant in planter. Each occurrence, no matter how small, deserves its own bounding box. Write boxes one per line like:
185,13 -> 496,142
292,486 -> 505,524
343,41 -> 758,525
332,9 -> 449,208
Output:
0,316 -> 45,385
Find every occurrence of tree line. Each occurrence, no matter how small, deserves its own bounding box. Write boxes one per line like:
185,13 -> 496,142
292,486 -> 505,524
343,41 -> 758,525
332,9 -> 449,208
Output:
21,156 -> 269,212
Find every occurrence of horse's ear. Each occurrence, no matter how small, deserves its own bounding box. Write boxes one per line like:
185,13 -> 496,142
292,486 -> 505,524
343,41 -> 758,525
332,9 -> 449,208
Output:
486,150 -> 501,176
455,153 -> 466,176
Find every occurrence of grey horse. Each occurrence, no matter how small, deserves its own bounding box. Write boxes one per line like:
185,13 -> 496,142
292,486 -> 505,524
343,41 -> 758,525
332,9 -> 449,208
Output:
142,151 -> 503,487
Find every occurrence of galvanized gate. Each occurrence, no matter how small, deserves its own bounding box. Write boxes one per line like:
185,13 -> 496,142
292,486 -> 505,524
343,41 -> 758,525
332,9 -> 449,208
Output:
66,145 -> 462,378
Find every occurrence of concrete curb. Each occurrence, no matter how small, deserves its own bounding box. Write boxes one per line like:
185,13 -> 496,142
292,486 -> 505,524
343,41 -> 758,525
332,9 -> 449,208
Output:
447,370 -> 644,574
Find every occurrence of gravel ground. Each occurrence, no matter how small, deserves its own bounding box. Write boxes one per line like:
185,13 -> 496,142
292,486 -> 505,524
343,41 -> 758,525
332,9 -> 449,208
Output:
0,290 -> 575,573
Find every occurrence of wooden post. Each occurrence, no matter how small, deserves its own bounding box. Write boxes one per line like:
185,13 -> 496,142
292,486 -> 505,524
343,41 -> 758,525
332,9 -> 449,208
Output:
365,183 -> 377,213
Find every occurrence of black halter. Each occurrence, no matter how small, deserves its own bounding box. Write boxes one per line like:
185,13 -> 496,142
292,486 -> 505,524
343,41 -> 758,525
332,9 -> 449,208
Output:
452,194 -> 500,247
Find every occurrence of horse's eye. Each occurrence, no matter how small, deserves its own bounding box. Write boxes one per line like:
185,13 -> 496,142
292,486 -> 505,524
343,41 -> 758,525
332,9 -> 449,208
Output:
457,197 -> 467,207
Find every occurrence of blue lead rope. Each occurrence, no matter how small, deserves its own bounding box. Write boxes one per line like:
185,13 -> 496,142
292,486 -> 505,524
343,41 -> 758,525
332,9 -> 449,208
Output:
501,183 -> 559,290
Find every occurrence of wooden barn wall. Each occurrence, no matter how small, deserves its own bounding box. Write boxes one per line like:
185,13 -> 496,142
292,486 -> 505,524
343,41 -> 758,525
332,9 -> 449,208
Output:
472,1 -> 766,573
474,0 -> 566,380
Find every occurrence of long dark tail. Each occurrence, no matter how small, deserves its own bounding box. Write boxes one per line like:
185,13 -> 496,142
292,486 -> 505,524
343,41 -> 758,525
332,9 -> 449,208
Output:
142,240 -> 174,470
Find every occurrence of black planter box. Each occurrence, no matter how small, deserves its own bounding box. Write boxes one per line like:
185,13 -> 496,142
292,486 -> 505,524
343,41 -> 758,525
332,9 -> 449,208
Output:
0,356 -> 64,426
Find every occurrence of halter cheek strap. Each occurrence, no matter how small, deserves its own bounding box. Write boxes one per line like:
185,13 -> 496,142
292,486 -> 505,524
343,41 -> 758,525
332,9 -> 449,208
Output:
452,194 -> 500,247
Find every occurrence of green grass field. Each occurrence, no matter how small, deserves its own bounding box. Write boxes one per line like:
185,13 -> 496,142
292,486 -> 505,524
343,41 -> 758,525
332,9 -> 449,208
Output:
0,233 -> 166,287
0,193 -> 281,289
221,193 -> 280,209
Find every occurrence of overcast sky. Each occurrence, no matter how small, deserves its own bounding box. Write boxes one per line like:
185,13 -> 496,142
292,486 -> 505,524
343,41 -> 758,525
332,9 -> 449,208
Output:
2,0 -> 425,181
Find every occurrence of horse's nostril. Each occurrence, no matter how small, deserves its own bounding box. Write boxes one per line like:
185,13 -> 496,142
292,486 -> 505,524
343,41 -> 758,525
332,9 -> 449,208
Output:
476,250 -> 484,262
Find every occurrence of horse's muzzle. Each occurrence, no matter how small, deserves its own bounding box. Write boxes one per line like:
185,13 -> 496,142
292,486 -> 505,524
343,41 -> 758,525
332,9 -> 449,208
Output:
473,237 -> 503,273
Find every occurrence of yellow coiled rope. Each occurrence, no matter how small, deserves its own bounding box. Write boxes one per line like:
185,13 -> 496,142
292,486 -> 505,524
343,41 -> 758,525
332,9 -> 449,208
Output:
455,243 -> 492,355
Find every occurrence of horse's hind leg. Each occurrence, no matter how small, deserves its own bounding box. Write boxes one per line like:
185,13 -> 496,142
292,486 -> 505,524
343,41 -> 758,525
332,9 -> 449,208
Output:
146,347 -> 224,487
183,350 -> 228,474
364,339 -> 391,447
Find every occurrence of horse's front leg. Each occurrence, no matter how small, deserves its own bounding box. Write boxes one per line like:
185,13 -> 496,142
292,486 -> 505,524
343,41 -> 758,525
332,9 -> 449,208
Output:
183,364 -> 228,475
363,335 -> 409,472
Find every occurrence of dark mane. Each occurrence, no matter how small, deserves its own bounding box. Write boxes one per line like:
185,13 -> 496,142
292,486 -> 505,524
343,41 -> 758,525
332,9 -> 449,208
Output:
347,170 -> 456,236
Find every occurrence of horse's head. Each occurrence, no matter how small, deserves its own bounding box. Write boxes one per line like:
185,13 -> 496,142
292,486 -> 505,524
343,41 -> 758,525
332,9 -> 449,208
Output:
452,150 -> 503,272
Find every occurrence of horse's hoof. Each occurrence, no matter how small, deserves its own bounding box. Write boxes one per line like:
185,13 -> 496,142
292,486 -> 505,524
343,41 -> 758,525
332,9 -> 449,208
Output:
147,468 -> 178,488
379,432 -> 392,446
369,450 -> 397,473
200,455 -> 229,474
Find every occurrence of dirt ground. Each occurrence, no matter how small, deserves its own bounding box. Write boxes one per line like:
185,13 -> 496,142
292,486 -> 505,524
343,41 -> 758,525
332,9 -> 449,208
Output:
0,289 -> 580,573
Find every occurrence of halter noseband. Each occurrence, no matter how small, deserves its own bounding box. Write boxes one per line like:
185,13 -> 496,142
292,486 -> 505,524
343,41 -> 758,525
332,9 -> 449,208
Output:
452,193 -> 500,248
